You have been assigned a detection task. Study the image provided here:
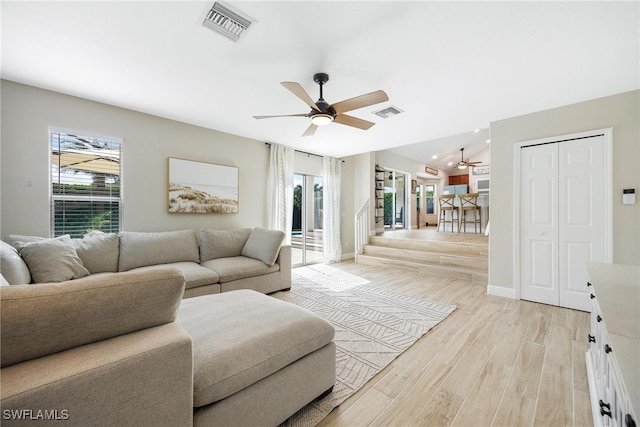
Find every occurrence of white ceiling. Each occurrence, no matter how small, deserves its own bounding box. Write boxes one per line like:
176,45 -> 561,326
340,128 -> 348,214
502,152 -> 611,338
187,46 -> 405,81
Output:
2,1 -> 638,171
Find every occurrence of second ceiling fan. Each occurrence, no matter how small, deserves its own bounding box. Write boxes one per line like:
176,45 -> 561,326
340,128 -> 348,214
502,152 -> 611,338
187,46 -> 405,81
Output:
456,148 -> 482,169
253,73 -> 389,136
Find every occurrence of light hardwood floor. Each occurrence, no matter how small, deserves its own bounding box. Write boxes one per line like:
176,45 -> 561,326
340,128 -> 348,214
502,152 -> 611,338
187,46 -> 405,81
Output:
313,232 -> 592,427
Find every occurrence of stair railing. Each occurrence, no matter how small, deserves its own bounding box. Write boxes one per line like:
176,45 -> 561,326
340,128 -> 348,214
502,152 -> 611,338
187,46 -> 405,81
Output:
354,199 -> 370,262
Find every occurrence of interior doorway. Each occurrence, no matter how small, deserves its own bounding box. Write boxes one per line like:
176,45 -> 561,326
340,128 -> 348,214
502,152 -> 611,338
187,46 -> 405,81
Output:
292,173 -> 323,266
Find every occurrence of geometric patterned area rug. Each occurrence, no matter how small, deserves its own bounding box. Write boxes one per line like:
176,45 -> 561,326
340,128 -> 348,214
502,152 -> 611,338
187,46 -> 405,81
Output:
274,265 -> 456,427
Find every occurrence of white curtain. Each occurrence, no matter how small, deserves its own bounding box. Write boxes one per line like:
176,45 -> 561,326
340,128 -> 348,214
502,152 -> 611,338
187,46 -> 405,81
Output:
323,156 -> 342,263
267,143 -> 294,244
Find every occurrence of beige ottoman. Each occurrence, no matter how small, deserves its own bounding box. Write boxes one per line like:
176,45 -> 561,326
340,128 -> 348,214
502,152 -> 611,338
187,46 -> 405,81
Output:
177,289 -> 336,427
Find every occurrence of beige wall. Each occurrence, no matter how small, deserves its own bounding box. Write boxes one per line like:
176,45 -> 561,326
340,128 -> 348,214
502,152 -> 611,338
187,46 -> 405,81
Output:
1,80 -> 272,236
1,80 -> 356,258
4,80 -> 636,270
489,90 -> 640,294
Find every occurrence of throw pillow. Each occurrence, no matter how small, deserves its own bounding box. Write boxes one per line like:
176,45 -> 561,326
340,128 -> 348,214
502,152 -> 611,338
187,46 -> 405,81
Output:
4,234 -> 45,248
14,235 -> 90,283
0,240 -> 31,285
199,228 -> 252,262
241,227 -> 285,266
72,233 -> 120,273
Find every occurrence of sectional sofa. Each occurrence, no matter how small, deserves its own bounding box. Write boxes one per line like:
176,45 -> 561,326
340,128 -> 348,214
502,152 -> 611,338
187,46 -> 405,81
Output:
0,228 -> 336,426
0,227 -> 291,296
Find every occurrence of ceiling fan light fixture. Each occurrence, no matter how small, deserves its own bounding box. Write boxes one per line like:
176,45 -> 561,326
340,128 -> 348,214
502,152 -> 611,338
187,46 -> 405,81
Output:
458,164 -> 468,170
311,114 -> 333,126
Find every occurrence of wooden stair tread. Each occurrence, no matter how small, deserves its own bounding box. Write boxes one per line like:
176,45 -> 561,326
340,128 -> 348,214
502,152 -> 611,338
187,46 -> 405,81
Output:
362,245 -> 487,272
369,235 -> 487,256
356,254 -> 488,285
356,229 -> 488,285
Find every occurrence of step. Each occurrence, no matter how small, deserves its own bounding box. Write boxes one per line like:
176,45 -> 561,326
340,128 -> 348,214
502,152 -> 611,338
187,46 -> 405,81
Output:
356,253 -> 488,285
369,235 -> 488,257
362,244 -> 487,273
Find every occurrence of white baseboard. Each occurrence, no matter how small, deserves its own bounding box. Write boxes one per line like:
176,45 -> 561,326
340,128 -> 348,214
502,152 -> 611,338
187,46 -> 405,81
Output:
341,252 -> 355,261
486,285 -> 516,299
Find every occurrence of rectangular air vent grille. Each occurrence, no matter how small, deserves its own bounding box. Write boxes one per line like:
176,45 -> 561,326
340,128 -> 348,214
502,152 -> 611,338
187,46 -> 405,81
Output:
373,106 -> 403,119
203,2 -> 253,42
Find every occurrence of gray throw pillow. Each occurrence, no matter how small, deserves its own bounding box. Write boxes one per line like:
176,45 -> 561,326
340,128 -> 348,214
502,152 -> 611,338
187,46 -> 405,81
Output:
241,227 -> 285,266
0,240 -> 31,285
4,234 -> 45,248
72,233 -> 120,273
14,235 -> 90,283
199,228 -> 252,262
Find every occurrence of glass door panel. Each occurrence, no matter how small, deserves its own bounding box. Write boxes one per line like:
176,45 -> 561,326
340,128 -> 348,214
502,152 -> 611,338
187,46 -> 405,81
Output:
383,169 -> 406,230
292,174 -> 323,266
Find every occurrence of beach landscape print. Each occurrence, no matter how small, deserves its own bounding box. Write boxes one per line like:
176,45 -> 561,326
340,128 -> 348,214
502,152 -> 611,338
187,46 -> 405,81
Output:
168,158 -> 238,213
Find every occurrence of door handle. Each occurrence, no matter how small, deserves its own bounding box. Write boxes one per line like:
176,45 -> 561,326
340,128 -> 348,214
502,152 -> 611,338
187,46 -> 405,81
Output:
599,400 -> 612,418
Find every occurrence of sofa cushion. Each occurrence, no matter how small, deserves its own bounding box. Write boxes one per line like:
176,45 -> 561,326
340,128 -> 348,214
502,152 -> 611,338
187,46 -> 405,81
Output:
241,227 -> 285,266
199,228 -> 252,262
0,241 -> 31,285
201,256 -> 279,283
0,268 -> 186,367
129,262 -> 219,290
72,233 -> 120,273
14,236 -> 90,283
118,230 -> 200,272
177,290 -> 335,407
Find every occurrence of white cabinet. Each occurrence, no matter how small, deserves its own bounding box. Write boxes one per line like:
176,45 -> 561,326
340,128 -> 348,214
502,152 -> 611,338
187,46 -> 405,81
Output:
586,262 -> 639,427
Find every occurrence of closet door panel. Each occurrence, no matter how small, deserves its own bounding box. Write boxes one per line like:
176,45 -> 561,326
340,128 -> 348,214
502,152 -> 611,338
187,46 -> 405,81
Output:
558,137 -> 606,311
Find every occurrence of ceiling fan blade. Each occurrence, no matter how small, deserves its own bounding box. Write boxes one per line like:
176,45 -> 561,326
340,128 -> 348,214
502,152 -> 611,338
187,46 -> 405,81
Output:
332,90 -> 389,114
302,123 -> 318,137
333,114 -> 376,130
281,82 -> 320,112
253,113 -> 309,119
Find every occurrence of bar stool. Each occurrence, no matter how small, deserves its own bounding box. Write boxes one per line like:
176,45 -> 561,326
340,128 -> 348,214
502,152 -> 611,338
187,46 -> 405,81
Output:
438,195 -> 458,232
459,193 -> 481,233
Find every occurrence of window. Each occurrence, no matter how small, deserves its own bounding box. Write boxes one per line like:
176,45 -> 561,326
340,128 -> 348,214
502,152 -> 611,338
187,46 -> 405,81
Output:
425,184 -> 435,214
50,130 -> 122,238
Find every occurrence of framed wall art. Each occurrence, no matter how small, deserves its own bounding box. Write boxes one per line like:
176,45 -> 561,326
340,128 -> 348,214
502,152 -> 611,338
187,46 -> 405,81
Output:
472,165 -> 490,175
168,157 -> 238,214
424,166 -> 438,176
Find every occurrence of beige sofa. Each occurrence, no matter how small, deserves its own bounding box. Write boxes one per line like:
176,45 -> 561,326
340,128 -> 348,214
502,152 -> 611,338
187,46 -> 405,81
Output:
0,227 -> 291,297
0,268 -> 336,426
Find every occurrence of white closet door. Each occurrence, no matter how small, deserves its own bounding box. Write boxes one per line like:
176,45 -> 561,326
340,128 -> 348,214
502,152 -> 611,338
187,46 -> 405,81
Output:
520,143 -> 559,306
520,135 -> 606,311
558,137 -> 606,311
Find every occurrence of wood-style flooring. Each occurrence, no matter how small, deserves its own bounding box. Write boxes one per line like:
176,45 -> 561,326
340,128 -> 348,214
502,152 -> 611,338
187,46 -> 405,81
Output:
313,229 -> 591,427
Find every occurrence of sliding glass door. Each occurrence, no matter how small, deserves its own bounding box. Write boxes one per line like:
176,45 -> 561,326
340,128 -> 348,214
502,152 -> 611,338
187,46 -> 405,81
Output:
292,174 -> 323,266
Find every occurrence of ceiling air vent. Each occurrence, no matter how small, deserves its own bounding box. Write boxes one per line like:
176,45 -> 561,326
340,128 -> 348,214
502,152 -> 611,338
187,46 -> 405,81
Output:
203,2 -> 253,42
373,106 -> 403,119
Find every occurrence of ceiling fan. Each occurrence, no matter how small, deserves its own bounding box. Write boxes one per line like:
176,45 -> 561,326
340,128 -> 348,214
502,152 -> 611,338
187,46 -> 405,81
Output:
456,148 -> 482,169
253,73 -> 389,136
